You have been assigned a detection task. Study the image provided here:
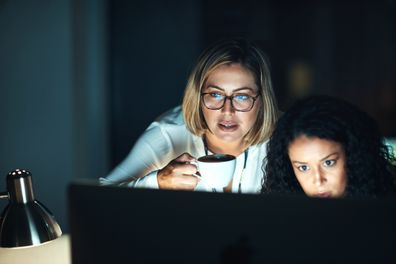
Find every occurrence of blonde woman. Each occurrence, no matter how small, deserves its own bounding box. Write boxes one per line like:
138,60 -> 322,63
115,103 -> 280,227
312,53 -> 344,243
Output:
100,38 -> 279,193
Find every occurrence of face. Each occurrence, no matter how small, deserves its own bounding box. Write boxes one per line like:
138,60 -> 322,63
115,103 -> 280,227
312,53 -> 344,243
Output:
201,63 -> 261,148
288,135 -> 347,198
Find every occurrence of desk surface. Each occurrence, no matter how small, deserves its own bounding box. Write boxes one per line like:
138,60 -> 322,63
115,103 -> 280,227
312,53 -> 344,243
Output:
0,234 -> 70,264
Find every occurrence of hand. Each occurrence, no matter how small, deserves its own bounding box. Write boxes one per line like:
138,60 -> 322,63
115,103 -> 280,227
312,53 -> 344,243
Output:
157,153 -> 199,190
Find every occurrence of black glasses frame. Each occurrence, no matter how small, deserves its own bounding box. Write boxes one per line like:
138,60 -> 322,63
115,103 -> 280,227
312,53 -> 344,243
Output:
201,93 -> 260,112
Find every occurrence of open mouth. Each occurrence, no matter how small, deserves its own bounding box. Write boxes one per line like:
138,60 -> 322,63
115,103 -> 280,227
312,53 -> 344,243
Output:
218,122 -> 238,131
315,192 -> 332,198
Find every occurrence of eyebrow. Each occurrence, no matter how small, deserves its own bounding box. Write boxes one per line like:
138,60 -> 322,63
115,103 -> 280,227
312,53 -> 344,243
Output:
205,85 -> 257,93
291,152 -> 339,164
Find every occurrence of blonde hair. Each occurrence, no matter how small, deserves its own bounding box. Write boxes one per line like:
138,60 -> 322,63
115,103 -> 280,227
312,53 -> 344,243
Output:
182,38 -> 278,146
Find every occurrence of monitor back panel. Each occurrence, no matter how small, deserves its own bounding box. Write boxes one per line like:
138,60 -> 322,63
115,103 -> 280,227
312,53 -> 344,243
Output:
68,183 -> 396,264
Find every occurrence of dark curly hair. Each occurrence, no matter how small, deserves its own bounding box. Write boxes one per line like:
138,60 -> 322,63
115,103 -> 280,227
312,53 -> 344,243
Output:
262,95 -> 396,198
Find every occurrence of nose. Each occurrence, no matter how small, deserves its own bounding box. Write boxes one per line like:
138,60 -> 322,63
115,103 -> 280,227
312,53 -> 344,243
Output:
221,97 -> 234,114
313,168 -> 327,187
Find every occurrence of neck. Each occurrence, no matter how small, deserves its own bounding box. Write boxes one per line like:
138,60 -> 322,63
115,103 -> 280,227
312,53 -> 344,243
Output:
204,134 -> 247,157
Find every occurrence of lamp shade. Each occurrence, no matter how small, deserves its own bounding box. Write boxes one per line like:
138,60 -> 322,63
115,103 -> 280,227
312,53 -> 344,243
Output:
0,169 -> 62,248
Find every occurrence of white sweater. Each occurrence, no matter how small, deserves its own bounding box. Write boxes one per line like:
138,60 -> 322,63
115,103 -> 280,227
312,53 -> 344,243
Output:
99,106 -> 267,193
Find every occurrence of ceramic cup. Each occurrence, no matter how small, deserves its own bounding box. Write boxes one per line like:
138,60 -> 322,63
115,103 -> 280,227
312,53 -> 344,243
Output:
193,154 -> 236,192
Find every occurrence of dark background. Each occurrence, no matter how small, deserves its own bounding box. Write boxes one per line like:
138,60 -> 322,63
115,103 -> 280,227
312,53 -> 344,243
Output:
1,0 -> 395,232
111,0 -> 396,165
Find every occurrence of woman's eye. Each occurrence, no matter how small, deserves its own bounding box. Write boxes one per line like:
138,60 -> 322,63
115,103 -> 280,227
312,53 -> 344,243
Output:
233,94 -> 250,101
324,160 -> 336,167
297,165 -> 309,172
210,93 -> 224,100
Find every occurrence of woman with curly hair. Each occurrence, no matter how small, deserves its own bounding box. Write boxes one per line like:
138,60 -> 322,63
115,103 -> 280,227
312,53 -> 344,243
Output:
262,95 -> 396,198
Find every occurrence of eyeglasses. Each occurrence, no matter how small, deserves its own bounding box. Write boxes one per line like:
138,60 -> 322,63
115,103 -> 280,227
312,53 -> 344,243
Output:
201,92 -> 260,112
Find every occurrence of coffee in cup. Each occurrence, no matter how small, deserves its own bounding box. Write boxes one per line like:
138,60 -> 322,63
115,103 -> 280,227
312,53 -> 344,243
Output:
197,154 -> 235,163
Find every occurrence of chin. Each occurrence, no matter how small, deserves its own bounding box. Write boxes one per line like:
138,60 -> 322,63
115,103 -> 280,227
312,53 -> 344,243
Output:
216,134 -> 243,143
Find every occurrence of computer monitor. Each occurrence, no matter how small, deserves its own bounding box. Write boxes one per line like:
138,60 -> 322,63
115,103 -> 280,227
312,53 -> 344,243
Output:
68,182 -> 396,264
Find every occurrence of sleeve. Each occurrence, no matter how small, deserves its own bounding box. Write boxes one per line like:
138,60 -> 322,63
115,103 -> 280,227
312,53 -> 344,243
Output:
128,170 -> 159,188
99,123 -> 174,188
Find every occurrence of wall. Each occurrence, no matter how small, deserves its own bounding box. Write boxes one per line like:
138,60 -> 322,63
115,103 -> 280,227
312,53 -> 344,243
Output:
0,0 -> 109,232
109,0 -> 396,169
109,0 -> 201,166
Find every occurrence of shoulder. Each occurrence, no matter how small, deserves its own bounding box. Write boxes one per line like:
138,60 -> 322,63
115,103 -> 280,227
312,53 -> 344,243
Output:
145,106 -> 193,140
250,140 -> 269,156
154,105 -> 184,126
244,140 -> 269,166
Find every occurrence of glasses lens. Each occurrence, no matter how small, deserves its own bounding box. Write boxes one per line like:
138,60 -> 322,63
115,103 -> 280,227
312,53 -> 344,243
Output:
202,93 -> 224,110
232,94 -> 254,111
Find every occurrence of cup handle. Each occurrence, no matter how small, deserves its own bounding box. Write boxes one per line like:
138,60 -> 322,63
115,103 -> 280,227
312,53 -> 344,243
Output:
189,161 -> 215,192
188,160 -> 198,166
191,173 -> 202,179
188,160 -> 200,178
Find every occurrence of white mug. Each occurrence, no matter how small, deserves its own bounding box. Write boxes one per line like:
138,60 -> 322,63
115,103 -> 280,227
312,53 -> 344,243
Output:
193,154 -> 236,192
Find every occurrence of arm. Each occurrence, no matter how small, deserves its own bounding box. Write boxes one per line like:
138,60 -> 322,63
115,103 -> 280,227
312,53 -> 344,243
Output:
100,121 -> 200,190
99,124 -> 173,188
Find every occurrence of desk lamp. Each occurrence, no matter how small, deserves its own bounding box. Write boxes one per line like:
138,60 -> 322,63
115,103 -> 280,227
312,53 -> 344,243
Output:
0,169 -> 62,248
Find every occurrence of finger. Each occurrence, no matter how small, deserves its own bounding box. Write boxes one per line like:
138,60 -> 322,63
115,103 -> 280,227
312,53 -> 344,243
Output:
158,168 -> 195,189
172,162 -> 198,175
176,174 -> 200,186
161,173 -> 199,190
